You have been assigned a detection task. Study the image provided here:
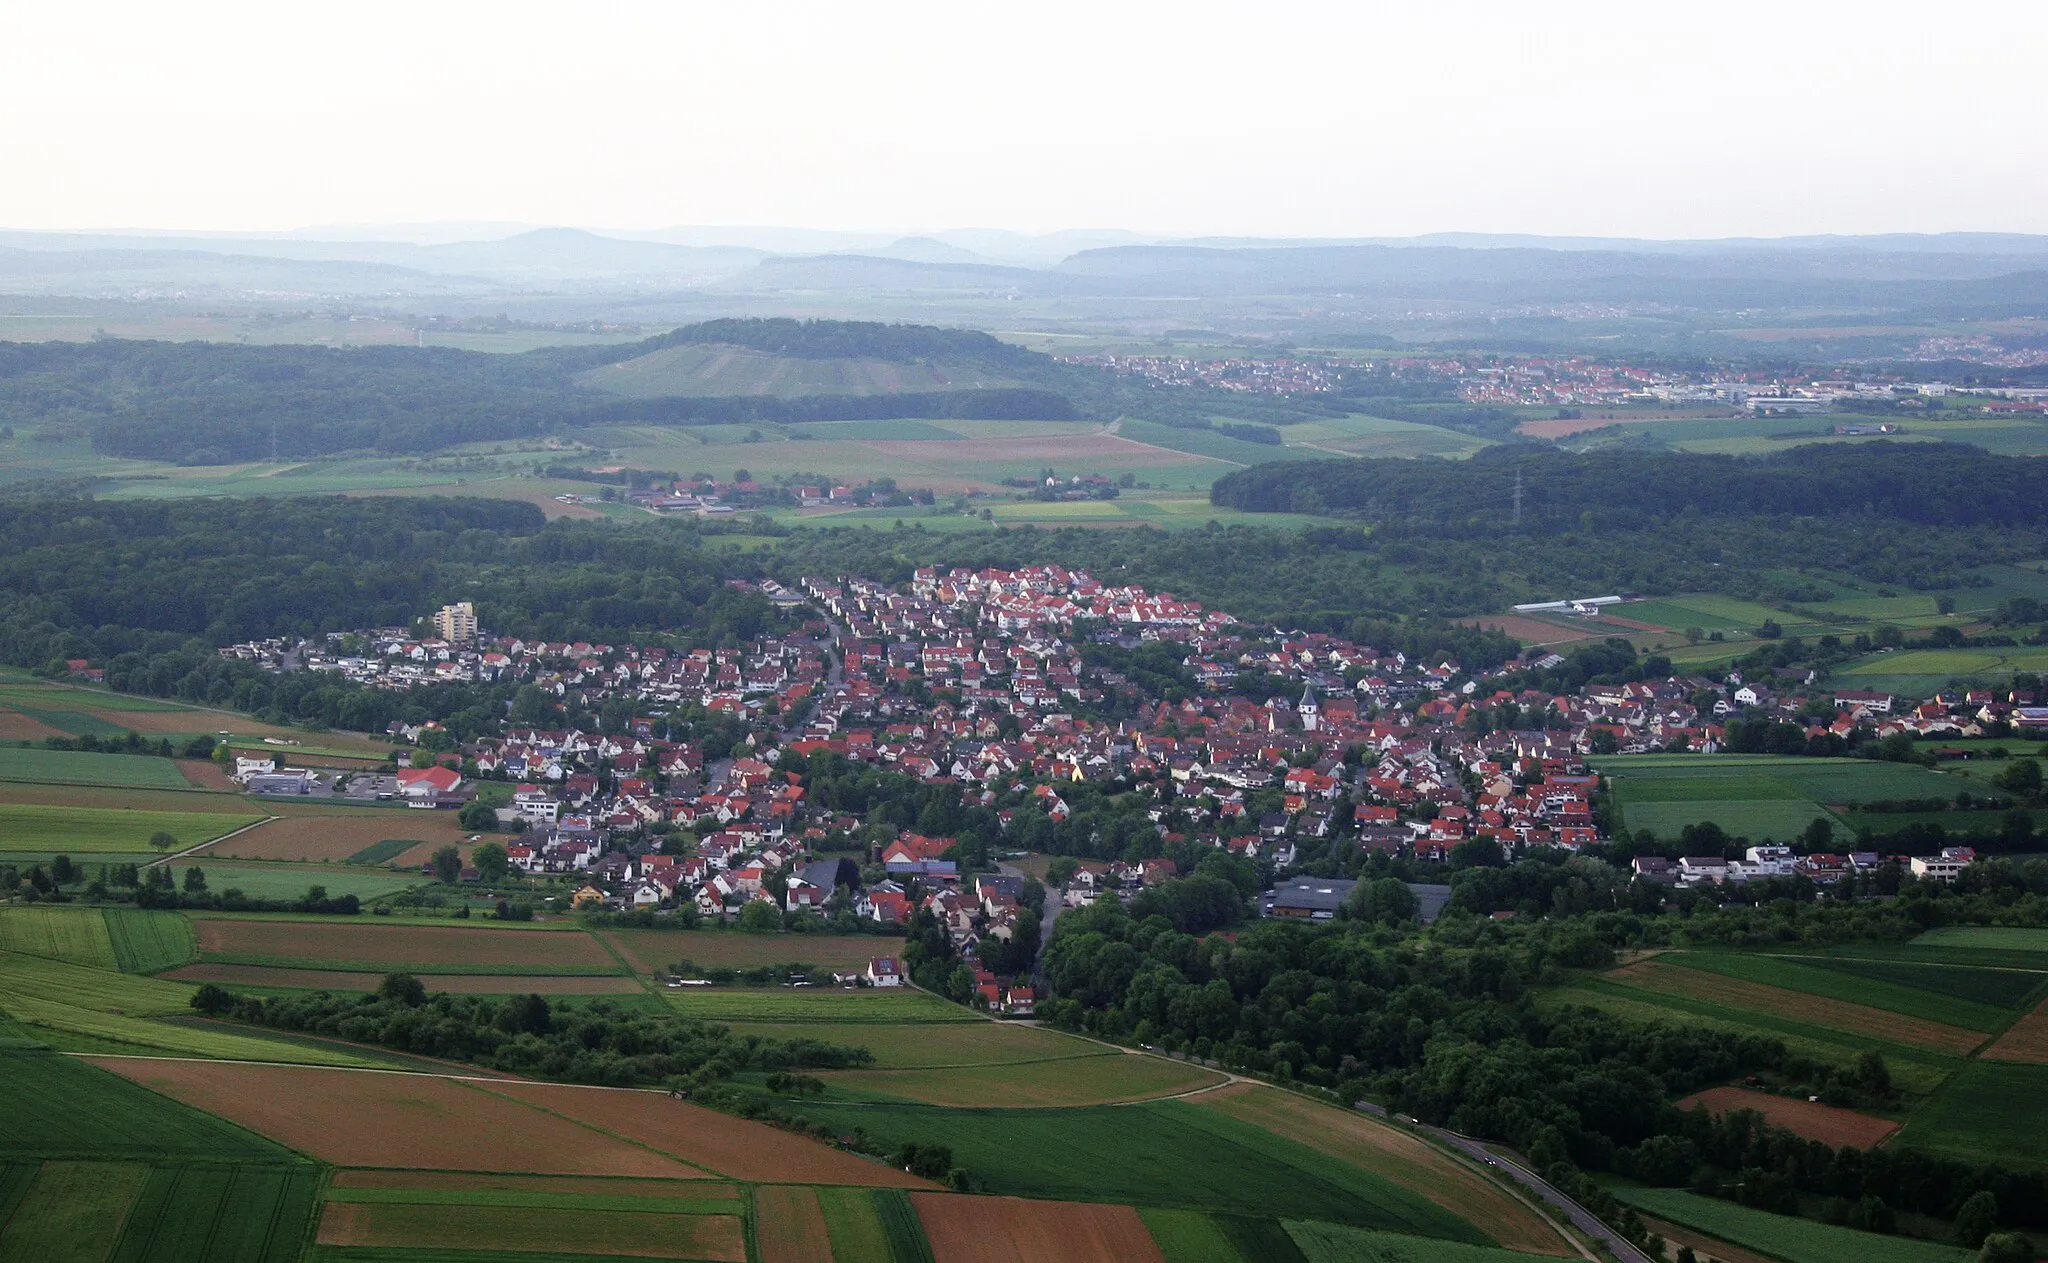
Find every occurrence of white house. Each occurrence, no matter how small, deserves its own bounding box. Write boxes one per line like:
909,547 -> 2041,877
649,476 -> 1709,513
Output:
864,957 -> 904,987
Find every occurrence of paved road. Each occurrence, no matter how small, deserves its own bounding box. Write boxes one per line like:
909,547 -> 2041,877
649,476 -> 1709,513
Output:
1424,1128 -> 1652,1263
997,862 -> 1064,993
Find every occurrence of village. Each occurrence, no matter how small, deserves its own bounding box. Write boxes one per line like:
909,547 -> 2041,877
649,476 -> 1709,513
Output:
216,566 -> 2047,994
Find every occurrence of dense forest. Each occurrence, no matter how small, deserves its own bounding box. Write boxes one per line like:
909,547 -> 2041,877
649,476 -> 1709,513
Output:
0,318 -> 1317,464
1212,442 -> 2048,532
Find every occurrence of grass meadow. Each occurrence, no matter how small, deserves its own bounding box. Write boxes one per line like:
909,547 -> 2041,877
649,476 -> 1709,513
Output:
659,987 -> 978,1024
0,746 -> 198,789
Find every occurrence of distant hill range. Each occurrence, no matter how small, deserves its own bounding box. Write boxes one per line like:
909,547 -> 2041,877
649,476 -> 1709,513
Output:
3,226 -> 2047,315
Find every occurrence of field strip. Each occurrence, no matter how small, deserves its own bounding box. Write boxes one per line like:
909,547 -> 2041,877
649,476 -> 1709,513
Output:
161,964 -> 644,994
1767,952 -> 2048,975
1193,1082 -> 1581,1258
152,814 -> 275,865
1980,993 -> 2048,1063
1608,960 -> 1989,1055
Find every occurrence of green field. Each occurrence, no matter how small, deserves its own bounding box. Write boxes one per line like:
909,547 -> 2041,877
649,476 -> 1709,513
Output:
104,909 -> 199,974
1668,952 -> 2025,1032
1895,1061 -> 2048,1169
324,1185 -> 739,1214
660,987 -> 979,1023
0,747 -> 197,789
0,803 -> 261,856
795,1099 -> 1486,1240
110,1163 -> 322,1263
1910,926 -> 2048,954
0,1051 -> 296,1162
1792,955 -> 2045,1010
872,1188 -> 936,1263
1594,754 -> 1967,840
1283,414 -> 1496,460
823,1051 -> 1222,1107
0,907 -> 118,969
816,1187 -> 900,1263
721,1020 -> 1107,1069
1608,1186 -> 1972,1263
1141,1209 -> 1310,1263
164,861 -> 421,902
0,1160 -> 152,1263
1283,1221 -> 1557,1263
342,839 -> 417,866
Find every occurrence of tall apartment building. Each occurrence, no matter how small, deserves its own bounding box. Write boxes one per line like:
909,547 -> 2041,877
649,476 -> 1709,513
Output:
434,601 -> 477,643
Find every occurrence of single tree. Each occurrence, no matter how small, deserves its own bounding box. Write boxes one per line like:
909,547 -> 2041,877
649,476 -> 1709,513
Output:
430,845 -> 462,884
148,831 -> 178,854
472,841 -> 510,884
1955,1191 -> 1999,1249
182,866 -> 207,893
377,973 -> 428,1007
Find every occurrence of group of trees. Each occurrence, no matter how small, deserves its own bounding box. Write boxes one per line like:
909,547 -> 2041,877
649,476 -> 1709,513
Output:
1213,443 -> 2048,533
195,974 -> 872,1083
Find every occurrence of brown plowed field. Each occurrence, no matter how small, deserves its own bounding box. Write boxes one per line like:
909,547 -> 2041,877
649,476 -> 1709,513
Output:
913,1193 -> 1164,1263
755,1186 -> 833,1263
195,919 -> 613,970
1677,1086 -> 1899,1148
161,963 -> 644,994
87,1059 -> 709,1177
317,1202 -> 745,1260
177,760 -> 239,790
0,711 -> 65,741
1610,960 -> 1987,1055
207,814 -> 471,863
1982,995 -> 2048,1064
332,1170 -> 739,1198
1192,1084 -> 1571,1256
475,1081 -> 932,1188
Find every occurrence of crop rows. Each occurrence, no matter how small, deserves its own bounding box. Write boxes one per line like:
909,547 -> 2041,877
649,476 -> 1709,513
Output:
105,909 -> 198,973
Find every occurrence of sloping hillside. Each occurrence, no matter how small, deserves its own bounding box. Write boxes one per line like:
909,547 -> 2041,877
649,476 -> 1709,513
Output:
578,343 -> 1027,398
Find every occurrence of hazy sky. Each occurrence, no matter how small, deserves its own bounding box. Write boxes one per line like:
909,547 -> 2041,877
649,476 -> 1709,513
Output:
4,0 -> 2043,240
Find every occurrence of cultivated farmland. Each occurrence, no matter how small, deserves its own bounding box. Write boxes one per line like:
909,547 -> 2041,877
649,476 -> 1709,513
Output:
755,1185 -> 835,1263
1606,959 -> 1988,1055
1608,1187 -> 1972,1263
0,802 -> 262,856
90,1060 -> 706,1177
1896,1061 -> 2048,1168
0,1052 -> 296,1162
816,1187 -> 903,1263
1676,1086 -> 1899,1148
316,1201 -> 748,1260
718,1019 -> 1106,1069
1669,951 -> 2022,1032
660,986 -> 977,1023
0,746 -> 196,789
161,963 -> 644,994
794,1099 -> 1486,1238
472,1080 -> 931,1187
0,906 -> 117,968
103,908 -> 197,973
193,918 -> 617,973
207,813 -> 472,863
915,1191 -> 1166,1263
1981,995 -> 2048,1063
824,1053 -> 1225,1107
602,927 -> 887,973
1191,1084 -> 1571,1256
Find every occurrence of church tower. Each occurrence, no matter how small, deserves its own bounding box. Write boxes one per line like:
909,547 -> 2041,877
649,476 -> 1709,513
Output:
1299,683 -> 1319,732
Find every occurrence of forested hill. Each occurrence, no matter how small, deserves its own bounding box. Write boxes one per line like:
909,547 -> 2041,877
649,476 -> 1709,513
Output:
0,317 -> 1298,464
1211,443 -> 2048,533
